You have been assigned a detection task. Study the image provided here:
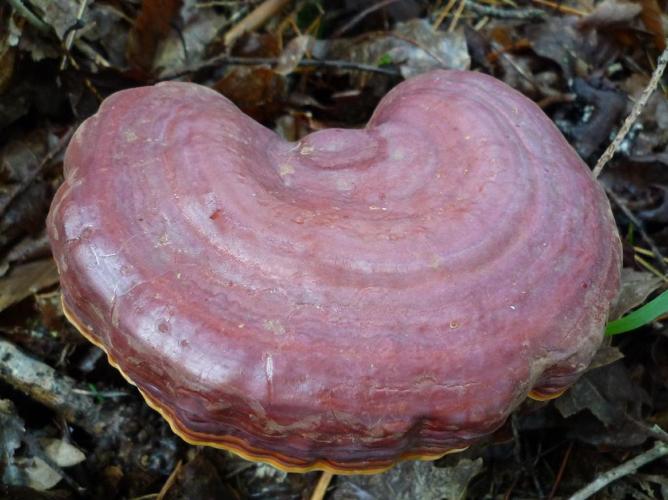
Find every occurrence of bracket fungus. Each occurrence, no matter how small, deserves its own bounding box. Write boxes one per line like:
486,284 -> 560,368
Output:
47,70 -> 621,473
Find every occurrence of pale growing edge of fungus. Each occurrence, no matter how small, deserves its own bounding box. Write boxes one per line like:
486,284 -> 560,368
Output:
47,70 -> 621,473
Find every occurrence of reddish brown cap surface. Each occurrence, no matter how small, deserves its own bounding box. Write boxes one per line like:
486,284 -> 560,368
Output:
47,70 -> 621,473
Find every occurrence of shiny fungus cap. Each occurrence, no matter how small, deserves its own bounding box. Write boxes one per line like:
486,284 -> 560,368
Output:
47,70 -> 621,473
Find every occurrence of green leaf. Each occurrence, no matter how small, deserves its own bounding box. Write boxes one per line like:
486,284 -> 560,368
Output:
376,53 -> 393,67
625,224 -> 635,245
606,289 -> 668,335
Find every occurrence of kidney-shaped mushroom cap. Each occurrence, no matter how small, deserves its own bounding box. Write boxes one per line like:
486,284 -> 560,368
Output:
48,70 -> 621,473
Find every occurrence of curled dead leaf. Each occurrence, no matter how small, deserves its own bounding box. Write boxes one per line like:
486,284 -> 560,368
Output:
578,0 -> 642,29
127,0 -> 183,74
275,35 -> 314,75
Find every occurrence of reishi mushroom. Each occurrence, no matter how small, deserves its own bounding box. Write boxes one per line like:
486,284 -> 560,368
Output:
47,70 -> 621,473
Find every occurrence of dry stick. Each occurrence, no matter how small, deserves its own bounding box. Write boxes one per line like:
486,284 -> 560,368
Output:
197,0 -> 251,6
60,0 -> 89,70
548,442 -> 573,500
593,44 -> 668,273
634,253 -> 668,282
501,50 -> 552,96
162,55 -> 400,80
7,0 -> 51,33
433,0 -> 459,29
333,0 -> 401,37
625,418 -> 668,445
74,38 -> 112,68
290,57 -> 399,76
568,441 -> 668,500
605,188 -> 668,274
68,55 -> 104,102
0,338 -> 102,436
310,471 -> 334,500
593,43 -> 668,179
447,0 -> 467,32
224,0 -> 291,47
157,460 -> 184,500
465,0 -> 547,20
529,0 -> 588,16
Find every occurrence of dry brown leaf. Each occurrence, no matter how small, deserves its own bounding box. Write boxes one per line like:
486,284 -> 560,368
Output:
609,267 -> 663,319
332,458 -> 483,500
154,4 -> 230,78
527,16 -> 619,78
321,19 -> 470,81
0,38 -> 15,94
578,0 -> 642,28
28,0 -> 80,40
635,0 -> 666,50
0,399 -> 25,487
554,367 -> 635,426
0,259 -> 59,313
555,362 -> 651,447
127,0 -> 183,74
18,456 -> 62,490
214,67 -> 287,123
275,35 -> 314,75
589,344 -> 625,370
41,438 -> 86,468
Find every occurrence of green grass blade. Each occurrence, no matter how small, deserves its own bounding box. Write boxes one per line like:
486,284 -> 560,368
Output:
606,289 -> 668,336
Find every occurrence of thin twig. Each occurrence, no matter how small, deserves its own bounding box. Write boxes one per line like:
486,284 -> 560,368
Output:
448,0 -> 467,32
503,474 -> 520,500
333,0 -> 401,37
606,188 -> 668,274
530,0 -> 588,16
537,93 -> 576,109
569,441 -> 668,500
634,254 -> 668,282
0,338 -> 102,435
433,0 -> 459,29
465,0 -> 547,20
548,442 -> 573,500
71,388 -> 128,399
310,471 -> 334,500
593,43 -> 668,178
197,0 -> 253,6
635,245 -> 668,263
163,55 -> 400,80
295,58 -> 399,76
157,460 -> 184,500
625,418 -> 668,445
60,0 -> 89,70
74,38 -> 112,68
7,0 -> 51,33
223,0 -> 290,47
